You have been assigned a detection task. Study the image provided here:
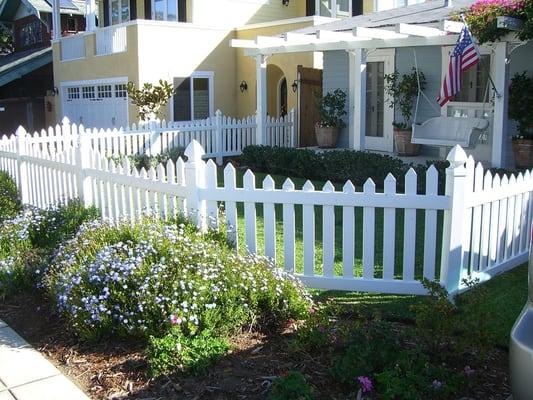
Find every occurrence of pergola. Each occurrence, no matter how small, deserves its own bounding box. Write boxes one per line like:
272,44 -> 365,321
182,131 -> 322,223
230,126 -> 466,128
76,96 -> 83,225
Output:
232,20 -> 521,166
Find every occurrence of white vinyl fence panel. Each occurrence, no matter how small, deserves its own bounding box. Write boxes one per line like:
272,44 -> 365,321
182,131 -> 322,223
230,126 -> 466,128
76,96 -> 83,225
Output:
1,123 -> 532,296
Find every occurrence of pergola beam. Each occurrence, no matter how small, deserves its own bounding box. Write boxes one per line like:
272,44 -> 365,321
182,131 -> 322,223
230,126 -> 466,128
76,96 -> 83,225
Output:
396,23 -> 445,37
355,26 -> 407,39
442,20 -> 464,33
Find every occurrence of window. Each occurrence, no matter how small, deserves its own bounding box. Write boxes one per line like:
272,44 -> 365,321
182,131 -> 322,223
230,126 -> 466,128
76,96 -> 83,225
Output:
110,0 -> 130,25
316,0 -> 352,17
98,85 -> 112,98
67,87 -> 80,100
66,17 -> 77,31
173,73 -> 213,121
452,54 -> 491,103
115,84 -> 127,98
82,86 -> 95,99
153,0 -> 178,21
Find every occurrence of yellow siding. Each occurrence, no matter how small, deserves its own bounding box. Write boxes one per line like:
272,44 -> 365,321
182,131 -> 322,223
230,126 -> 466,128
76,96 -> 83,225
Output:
363,0 -> 375,13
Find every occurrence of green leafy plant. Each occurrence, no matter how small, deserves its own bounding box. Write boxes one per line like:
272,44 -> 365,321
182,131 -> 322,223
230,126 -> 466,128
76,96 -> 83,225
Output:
509,72 -> 533,140
314,89 -> 347,128
0,27 -> 13,55
0,171 -> 20,223
127,80 -> 174,121
384,68 -> 426,130
147,330 -> 230,376
460,0 -> 533,45
268,371 -> 314,400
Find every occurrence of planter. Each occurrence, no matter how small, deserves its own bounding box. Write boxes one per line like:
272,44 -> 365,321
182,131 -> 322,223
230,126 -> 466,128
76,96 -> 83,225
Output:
315,125 -> 339,148
394,128 -> 420,156
513,139 -> 533,168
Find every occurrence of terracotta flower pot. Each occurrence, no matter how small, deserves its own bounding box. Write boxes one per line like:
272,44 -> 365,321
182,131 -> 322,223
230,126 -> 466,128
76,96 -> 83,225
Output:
394,128 -> 420,156
513,139 -> 533,168
315,125 -> 339,148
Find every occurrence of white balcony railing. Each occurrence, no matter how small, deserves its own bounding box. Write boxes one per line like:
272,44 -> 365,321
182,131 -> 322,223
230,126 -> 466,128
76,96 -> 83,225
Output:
96,25 -> 127,56
61,34 -> 86,61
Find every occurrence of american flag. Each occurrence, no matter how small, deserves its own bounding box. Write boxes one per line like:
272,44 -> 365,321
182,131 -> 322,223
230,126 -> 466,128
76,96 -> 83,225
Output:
437,26 -> 481,107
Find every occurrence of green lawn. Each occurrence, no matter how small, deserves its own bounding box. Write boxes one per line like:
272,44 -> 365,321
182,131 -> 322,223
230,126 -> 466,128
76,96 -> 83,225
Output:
218,168 -> 443,280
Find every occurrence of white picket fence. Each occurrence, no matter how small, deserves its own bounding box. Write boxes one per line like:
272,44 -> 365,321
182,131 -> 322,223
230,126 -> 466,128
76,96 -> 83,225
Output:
48,110 -> 295,164
1,127 -> 531,296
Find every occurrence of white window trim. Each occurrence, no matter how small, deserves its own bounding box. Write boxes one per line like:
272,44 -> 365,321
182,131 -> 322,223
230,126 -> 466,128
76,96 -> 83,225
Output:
110,0 -> 130,25
170,71 -> 215,122
440,45 -> 494,117
152,0 -> 179,21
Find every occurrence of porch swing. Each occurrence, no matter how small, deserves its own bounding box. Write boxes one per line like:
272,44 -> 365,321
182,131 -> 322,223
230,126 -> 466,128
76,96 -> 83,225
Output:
409,49 -> 490,149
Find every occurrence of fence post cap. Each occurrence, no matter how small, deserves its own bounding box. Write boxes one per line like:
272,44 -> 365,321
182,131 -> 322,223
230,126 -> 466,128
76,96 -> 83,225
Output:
446,145 -> 468,168
15,125 -> 27,137
215,109 -> 222,117
184,139 -> 205,162
61,116 -> 70,125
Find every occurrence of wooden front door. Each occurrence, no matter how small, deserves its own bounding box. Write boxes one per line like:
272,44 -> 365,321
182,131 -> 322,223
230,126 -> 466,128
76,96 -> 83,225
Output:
297,65 -> 322,147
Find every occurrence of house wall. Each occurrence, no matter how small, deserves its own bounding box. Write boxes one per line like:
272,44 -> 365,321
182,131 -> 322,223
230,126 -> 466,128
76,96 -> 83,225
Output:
323,50 -> 350,147
52,24 -> 141,123
235,19 -> 321,118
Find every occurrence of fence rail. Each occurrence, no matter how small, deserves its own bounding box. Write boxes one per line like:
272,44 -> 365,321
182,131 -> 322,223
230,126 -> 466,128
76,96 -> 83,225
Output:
1,125 -> 531,296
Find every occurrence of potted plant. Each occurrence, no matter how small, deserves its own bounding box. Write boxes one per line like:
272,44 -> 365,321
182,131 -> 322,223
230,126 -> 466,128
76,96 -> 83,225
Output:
385,68 -> 426,156
314,89 -> 347,148
509,72 -> 533,168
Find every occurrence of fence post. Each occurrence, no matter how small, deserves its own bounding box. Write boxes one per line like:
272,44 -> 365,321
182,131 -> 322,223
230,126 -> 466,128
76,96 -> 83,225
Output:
440,145 -> 468,296
15,126 -> 30,204
215,110 -> 223,166
75,127 -> 93,207
184,139 -> 207,231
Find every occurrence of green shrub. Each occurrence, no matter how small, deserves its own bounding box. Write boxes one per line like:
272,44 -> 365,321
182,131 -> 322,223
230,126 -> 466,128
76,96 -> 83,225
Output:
47,216 -> 311,341
147,330 -> 230,376
0,171 -> 20,222
110,147 -> 185,171
268,371 -> 313,400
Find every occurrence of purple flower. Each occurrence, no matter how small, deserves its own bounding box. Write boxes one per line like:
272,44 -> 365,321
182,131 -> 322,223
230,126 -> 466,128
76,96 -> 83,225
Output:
357,376 -> 373,393
463,365 -> 475,376
432,379 -> 443,390
169,314 -> 182,325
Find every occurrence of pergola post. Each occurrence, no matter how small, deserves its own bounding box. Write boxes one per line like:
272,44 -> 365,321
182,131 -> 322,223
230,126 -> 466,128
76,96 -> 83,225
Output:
348,49 -> 366,150
491,41 -> 509,168
85,0 -> 97,31
256,54 -> 268,145
52,0 -> 61,40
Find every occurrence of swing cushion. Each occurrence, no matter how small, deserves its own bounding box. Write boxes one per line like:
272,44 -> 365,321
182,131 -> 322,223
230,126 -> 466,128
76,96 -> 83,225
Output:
411,117 -> 489,148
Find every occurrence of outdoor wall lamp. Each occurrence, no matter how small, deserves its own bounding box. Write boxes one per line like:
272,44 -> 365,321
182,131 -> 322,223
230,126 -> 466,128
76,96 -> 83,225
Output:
282,0 -> 289,6
51,86 -> 59,96
291,80 -> 298,93
239,81 -> 248,93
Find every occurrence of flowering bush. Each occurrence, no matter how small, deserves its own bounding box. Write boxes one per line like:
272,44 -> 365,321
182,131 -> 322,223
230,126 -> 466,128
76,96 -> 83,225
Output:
47,216 -> 312,343
0,200 -> 99,297
0,172 -> 20,223
462,0 -> 533,44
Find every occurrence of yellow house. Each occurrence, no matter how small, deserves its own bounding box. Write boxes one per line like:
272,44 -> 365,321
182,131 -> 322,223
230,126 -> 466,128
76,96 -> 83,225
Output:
52,0 -> 375,129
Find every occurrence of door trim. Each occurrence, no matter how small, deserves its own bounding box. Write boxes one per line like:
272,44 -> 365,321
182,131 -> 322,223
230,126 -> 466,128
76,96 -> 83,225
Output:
364,48 -> 394,153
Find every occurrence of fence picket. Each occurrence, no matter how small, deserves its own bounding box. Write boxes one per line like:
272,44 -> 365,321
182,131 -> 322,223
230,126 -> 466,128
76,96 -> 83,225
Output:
496,175 -> 509,263
470,162 -> 484,271
403,169 -> 417,281
322,181 -> 335,277
263,176 -> 277,261
383,174 -> 396,280
489,174 -> 501,267
244,170 -> 257,253
300,180 -> 316,276
342,181 -> 355,279
282,178 -> 295,273
224,163 -> 238,248
362,179 -> 375,279
479,171 -> 493,270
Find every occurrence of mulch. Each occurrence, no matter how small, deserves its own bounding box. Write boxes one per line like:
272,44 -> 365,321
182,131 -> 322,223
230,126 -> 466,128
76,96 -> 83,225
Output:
0,291 -> 513,400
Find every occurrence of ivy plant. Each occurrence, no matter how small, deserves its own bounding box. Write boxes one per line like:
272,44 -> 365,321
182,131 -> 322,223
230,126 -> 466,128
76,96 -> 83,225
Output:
384,68 -> 426,131
126,80 -> 173,121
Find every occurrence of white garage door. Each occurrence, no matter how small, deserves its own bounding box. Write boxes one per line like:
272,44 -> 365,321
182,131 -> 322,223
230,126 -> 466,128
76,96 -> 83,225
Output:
62,81 -> 129,130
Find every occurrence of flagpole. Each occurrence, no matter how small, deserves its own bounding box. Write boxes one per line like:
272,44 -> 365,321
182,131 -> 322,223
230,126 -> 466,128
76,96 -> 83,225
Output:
460,13 -> 502,98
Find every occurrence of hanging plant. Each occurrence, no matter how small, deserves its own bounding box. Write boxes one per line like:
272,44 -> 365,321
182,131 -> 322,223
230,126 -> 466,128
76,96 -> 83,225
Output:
459,0 -> 532,44
384,68 -> 426,131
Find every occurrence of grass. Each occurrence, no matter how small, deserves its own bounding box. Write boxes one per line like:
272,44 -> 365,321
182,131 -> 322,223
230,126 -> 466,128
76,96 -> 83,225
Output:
217,167 -> 443,280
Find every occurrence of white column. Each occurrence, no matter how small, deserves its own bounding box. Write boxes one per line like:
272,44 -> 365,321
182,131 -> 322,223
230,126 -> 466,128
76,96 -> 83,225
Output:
256,54 -> 268,145
85,0 -> 97,31
491,41 -> 509,168
52,0 -> 61,40
348,49 -> 366,150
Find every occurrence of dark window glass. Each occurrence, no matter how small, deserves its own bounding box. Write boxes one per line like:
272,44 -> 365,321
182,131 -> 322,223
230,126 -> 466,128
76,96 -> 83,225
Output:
173,77 -> 191,121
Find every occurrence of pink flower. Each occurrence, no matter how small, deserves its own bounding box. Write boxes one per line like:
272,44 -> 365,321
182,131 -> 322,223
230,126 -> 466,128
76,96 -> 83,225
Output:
463,365 -> 475,376
357,376 -> 373,393
170,314 -> 182,325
